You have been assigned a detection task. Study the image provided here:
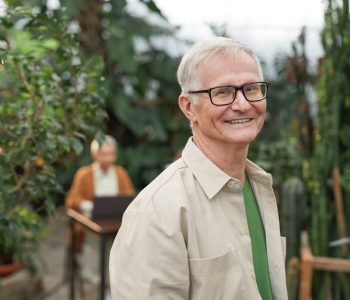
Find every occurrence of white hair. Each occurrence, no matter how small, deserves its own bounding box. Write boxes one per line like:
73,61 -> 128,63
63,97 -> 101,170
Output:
90,134 -> 118,155
177,37 -> 264,103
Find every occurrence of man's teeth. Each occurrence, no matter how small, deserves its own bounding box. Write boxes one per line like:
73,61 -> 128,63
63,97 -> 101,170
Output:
226,118 -> 251,124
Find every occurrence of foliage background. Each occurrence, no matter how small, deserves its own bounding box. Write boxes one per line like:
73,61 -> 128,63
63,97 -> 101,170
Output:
57,0 -> 191,190
0,5 -> 106,266
1,0 -> 350,298
304,0 -> 350,298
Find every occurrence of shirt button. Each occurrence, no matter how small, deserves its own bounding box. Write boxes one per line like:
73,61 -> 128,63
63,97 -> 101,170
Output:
227,181 -> 235,189
251,272 -> 256,280
240,227 -> 247,235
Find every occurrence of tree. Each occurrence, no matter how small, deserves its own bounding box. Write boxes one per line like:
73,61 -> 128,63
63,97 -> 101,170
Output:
58,0 -> 191,189
0,5 -> 106,269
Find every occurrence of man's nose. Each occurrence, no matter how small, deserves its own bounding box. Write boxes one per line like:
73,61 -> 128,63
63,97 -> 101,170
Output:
230,90 -> 250,109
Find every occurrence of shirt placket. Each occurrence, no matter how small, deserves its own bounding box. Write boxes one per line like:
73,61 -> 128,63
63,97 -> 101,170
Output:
216,180 -> 261,299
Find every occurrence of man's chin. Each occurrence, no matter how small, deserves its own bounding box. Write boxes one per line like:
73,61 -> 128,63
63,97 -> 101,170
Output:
100,165 -> 109,171
223,134 -> 257,145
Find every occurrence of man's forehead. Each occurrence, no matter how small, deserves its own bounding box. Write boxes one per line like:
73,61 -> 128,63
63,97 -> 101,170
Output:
99,144 -> 116,152
196,52 -> 259,84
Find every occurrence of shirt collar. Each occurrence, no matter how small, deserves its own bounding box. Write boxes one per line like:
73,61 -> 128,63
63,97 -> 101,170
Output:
181,138 -> 273,199
182,138 -> 232,199
92,162 -> 114,177
245,159 -> 273,187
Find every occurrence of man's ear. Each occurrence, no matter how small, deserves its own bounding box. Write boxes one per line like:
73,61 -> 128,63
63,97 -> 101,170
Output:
178,94 -> 197,123
91,151 -> 98,161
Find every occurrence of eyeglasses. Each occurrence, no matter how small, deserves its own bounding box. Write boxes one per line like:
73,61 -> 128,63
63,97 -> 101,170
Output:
188,81 -> 269,106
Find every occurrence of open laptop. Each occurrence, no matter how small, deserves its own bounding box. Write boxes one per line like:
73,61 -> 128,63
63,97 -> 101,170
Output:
91,195 -> 134,219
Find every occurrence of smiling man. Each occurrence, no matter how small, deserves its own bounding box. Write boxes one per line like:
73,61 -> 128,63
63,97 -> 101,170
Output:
109,37 -> 288,300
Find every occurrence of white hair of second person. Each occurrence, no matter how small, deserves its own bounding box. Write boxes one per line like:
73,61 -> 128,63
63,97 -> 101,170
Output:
90,135 -> 118,155
176,37 -> 264,103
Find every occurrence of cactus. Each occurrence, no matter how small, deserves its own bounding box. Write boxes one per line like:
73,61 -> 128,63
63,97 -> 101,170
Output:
280,177 -> 305,300
281,177 -> 305,262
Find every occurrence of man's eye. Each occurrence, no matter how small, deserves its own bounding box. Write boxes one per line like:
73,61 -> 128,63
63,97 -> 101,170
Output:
245,84 -> 259,92
213,87 -> 230,97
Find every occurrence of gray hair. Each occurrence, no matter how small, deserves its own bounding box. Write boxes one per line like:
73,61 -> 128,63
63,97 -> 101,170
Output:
90,134 -> 118,154
177,37 -> 264,102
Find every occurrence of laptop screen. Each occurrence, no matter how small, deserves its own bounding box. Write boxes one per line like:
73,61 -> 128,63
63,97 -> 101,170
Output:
91,195 -> 134,219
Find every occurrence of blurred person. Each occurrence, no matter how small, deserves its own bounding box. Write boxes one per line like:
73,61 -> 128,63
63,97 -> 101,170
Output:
109,37 -> 288,299
66,134 -> 134,252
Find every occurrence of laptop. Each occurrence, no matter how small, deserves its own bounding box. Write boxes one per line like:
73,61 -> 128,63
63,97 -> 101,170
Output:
91,195 -> 134,219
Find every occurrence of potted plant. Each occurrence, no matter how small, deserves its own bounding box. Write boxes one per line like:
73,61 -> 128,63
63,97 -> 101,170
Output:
0,4 -> 106,281
0,202 -> 43,277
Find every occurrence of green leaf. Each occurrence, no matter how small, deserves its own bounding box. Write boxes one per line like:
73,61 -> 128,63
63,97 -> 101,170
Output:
41,38 -> 59,50
71,138 -> 83,155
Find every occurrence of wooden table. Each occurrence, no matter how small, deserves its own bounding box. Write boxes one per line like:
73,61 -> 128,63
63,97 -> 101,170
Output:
66,208 -> 122,300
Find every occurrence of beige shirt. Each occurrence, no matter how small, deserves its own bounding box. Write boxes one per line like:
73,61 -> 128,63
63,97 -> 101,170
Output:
109,138 -> 288,300
92,163 -> 118,196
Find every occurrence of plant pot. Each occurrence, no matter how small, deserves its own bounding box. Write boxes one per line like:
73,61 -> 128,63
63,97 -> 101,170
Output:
0,255 -> 22,278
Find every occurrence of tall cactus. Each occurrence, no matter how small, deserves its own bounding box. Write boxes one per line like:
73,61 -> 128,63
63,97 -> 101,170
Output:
281,177 -> 305,300
281,177 -> 305,262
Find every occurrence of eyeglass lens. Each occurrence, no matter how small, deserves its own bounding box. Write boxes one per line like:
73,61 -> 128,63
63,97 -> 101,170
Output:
211,82 -> 267,105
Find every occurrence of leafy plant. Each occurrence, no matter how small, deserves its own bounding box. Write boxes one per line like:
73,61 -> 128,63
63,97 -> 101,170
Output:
0,6 -> 106,269
306,0 -> 350,298
58,0 -> 191,189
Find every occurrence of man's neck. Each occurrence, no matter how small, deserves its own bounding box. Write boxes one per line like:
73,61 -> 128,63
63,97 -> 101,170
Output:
93,162 -> 111,174
192,135 -> 248,183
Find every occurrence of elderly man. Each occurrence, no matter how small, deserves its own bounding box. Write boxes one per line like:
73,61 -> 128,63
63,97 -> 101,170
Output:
66,135 -> 134,251
109,37 -> 288,299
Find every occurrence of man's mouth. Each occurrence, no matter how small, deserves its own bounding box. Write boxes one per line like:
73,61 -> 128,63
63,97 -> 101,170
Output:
224,118 -> 253,124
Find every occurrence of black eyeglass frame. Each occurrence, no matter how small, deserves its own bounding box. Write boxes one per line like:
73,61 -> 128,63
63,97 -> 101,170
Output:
188,81 -> 269,106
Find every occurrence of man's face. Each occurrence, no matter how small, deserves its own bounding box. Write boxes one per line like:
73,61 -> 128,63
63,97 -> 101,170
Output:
95,144 -> 116,171
184,51 -> 266,148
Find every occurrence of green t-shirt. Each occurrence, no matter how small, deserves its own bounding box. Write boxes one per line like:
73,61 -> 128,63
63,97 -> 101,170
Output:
243,178 -> 273,300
